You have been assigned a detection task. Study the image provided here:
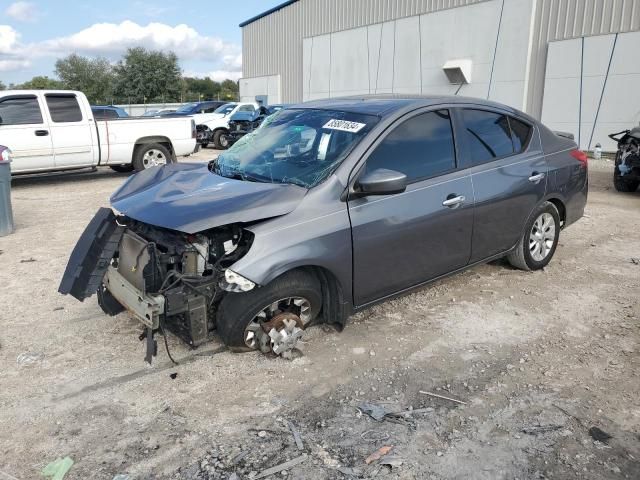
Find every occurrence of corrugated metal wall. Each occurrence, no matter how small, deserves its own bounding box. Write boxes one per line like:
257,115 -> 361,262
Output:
528,0 -> 640,118
242,0 -> 490,102
242,0 -> 640,110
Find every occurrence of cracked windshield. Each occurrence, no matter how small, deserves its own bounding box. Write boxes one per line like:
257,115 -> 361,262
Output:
211,109 -> 379,188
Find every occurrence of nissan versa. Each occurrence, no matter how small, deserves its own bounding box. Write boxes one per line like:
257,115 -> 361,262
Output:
59,96 -> 588,362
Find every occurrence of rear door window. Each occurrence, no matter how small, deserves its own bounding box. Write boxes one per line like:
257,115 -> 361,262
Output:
46,95 -> 83,123
365,109 -> 456,183
461,109 -> 514,164
509,116 -> 533,152
0,96 -> 44,125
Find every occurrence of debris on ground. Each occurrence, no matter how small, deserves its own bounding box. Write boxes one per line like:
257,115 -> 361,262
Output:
631,257 -> 639,265
16,351 -> 44,367
361,430 -> 390,442
19,258 -> 36,263
419,390 -> 466,405
589,426 -> 613,443
169,372 -> 178,380
358,402 -> 387,421
364,445 -> 393,465
522,424 -> 563,435
357,402 -> 416,429
380,455 -> 404,468
254,454 -> 307,479
53,307 -> 64,311
286,420 -> 304,450
41,457 -> 73,480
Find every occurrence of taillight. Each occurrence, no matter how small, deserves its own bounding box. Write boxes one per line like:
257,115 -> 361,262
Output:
570,149 -> 588,167
191,120 -> 196,139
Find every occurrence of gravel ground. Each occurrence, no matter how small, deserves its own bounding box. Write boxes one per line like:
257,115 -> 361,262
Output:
0,152 -> 638,480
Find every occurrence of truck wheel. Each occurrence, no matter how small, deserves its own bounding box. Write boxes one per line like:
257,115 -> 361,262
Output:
110,165 -> 134,173
507,201 -> 560,271
217,270 -> 322,355
613,168 -> 639,192
213,130 -> 230,150
132,143 -> 172,171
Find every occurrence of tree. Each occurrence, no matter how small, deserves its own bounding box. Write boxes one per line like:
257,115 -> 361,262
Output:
113,47 -> 181,103
55,54 -> 114,104
16,76 -> 64,90
0,81 -> 5,90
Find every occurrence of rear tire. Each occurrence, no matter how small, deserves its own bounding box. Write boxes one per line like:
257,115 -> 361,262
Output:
213,130 -> 230,150
613,168 -> 639,192
217,270 -> 322,352
507,201 -> 560,271
132,143 -> 172,172
109,164 -> 134,173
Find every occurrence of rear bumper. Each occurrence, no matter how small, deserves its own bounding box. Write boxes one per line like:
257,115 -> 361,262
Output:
104,266 -> 165,329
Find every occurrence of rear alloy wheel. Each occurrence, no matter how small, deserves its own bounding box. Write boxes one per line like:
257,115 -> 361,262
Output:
507,201 -> 560,271
613,168 -> 639,192
217,270 -> 322,357
213,130 -> 230,149
132,143 -> 172,171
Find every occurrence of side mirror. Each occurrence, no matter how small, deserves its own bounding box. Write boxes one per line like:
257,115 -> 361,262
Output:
355,168 -> 407,197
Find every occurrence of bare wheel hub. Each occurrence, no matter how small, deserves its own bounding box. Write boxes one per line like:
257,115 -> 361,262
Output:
244,297 -> 311,357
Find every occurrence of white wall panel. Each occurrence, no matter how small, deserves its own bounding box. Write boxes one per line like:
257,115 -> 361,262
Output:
541,30 -> 640,151
392,16 -> 421,93
302,0 -> 535,108
580,34 -> 616,148
541,39 -> 581,141
590,31 -> 640,150
330,27 -> 370,96
308,35 -> 331,98
489,0 -> 537,108
239,75 -> 281,104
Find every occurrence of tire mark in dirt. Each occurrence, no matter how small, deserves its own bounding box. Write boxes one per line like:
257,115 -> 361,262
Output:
56,346 -> 227,401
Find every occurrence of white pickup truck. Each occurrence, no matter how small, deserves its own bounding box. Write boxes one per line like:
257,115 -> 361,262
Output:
0,90 -> 198,174
193,102 -> 259,149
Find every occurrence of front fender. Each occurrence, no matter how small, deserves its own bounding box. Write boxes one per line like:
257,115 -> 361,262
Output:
229,209 -> 353,303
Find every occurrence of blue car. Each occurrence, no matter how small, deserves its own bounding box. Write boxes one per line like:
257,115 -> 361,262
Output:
91,106 -> 129,120
171,101 -> 227,116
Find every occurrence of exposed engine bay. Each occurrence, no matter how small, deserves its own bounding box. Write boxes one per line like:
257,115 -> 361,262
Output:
611,127 -> 640,191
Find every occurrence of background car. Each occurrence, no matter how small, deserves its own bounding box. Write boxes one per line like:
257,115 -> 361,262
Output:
170,101 -> 227,116
91,106 -> 129,120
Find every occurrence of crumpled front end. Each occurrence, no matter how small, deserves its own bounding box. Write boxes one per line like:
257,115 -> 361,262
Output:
59,207 -> 254,363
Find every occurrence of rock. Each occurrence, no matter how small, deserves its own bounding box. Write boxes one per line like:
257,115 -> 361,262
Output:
258,431 -> 267,438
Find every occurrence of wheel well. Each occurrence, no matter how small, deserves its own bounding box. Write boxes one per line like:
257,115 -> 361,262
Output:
133,136 -> 175,160
288,266 -> 349,331
546,198 -> 566,226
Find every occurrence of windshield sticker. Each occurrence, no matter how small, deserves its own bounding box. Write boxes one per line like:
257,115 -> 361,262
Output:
323,119 -> 366,133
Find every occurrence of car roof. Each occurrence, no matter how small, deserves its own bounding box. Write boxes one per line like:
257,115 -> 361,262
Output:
294,94 -> 528,119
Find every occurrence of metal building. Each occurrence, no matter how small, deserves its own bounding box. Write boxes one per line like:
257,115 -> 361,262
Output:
240,0 -> 640,150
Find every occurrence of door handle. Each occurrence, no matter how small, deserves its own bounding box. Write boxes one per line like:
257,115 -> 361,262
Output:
442,195 -> 466,208
528,172 -> 545,183
35,130 -> 49,136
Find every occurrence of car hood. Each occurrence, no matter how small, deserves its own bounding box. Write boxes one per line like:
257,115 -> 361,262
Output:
110,162 -> 308,233
230,111 -> 259,122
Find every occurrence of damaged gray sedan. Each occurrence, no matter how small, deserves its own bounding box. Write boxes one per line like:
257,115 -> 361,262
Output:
59,96 -> 588,362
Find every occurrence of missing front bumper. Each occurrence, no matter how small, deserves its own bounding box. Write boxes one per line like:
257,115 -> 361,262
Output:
104,265 -> 165,329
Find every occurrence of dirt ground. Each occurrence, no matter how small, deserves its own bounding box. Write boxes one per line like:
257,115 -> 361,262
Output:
0,151 -> 638,480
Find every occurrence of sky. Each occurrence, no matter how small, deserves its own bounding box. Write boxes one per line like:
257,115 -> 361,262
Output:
0,0 -> 284,84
